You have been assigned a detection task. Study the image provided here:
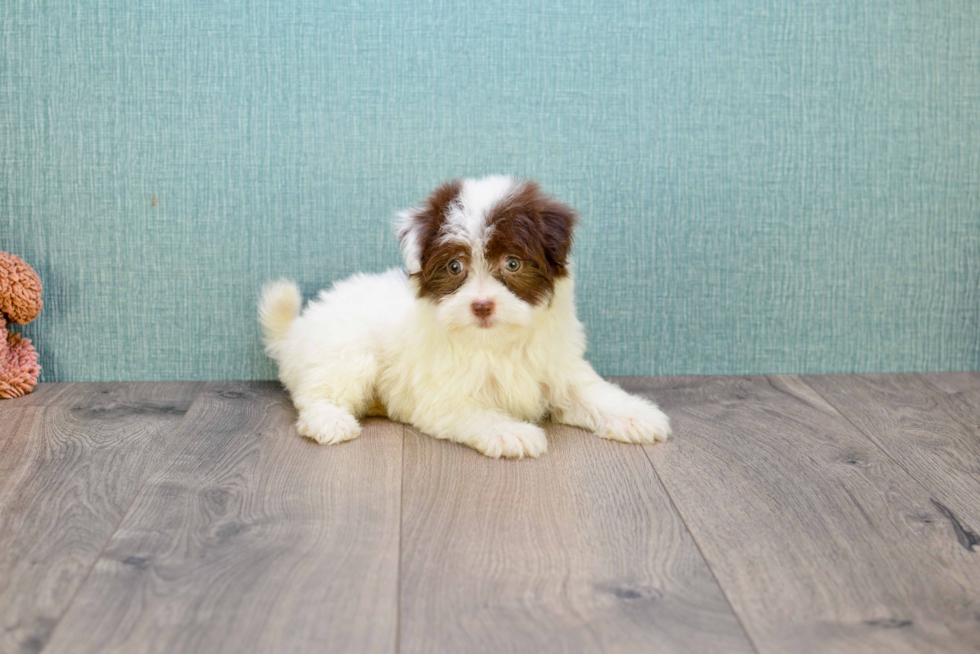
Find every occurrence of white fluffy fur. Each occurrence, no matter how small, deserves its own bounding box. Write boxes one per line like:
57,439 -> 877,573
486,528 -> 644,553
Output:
260,177 -> 671,458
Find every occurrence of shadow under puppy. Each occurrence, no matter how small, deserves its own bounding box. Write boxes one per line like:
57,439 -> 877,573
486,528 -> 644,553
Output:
259,176 -> 670,458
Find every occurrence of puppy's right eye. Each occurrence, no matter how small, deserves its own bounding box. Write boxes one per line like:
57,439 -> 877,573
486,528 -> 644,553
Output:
447,259 -> 463,275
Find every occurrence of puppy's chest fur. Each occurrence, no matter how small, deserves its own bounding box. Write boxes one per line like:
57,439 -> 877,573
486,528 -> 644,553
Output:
377,334 -> 550,423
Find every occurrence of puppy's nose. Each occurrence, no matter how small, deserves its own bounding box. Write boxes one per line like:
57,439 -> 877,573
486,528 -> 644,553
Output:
471,300 -> 495,319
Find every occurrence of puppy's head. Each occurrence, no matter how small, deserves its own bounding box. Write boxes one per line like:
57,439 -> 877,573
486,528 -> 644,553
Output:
396,176 -> 576,334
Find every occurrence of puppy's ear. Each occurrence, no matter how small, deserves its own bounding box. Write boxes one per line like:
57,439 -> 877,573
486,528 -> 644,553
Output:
394,208 -> 425,274
395,180 -> 461,274
538,195 -> 577,274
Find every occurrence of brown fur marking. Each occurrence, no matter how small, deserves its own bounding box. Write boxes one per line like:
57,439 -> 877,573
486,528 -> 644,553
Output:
484,181 -> 577,304
404,179 -> 577,304
401,180 -> 470,298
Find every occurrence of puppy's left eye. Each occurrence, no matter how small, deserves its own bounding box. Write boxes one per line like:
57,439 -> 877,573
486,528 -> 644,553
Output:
504,257 -> 522,272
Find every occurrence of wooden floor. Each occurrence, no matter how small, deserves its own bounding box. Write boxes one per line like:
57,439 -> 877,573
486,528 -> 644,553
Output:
1,374 -> 979,654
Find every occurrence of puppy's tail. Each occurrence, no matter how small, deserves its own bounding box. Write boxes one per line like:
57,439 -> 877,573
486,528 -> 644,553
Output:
259,279 -> 302,351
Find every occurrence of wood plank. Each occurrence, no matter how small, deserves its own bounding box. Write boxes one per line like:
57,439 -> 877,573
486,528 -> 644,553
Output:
615,375 -> 980,654
42,382 -> 401,654
0,382 -> 202,654
399,422 -> 755,653
915,371 -> 980,397
0,382 -> 73,409
805,372 -> 980,530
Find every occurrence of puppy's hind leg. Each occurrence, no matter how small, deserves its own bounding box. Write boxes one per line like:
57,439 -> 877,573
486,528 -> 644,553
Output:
291,351 -> 378,446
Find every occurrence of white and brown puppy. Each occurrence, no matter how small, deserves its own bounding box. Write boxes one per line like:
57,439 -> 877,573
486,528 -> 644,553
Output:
259,175 -> 670,458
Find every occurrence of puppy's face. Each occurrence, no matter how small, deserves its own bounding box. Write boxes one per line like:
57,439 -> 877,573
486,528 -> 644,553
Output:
397,176 -> 576,334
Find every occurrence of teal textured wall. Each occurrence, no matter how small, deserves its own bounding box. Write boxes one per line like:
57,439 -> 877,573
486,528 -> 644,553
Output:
2,1 -> 978,382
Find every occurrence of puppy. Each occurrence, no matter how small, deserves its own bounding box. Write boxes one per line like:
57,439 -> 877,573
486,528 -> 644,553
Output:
259,176 -> 671,458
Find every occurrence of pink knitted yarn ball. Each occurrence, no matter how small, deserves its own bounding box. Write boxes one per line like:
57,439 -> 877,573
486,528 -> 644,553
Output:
0,252 -> 43,399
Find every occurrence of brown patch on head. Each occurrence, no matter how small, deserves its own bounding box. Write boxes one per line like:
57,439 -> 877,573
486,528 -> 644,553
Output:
418,239 -> 471,298
398,180 -> 470,299
484,181 -> 577,304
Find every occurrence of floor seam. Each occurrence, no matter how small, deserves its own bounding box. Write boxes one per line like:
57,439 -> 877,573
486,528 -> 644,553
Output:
37,380 -> 209,654
794,375 -> 958,511
912,371 -> 955,397
638,444 -> 763,654
394,422 -> 406,654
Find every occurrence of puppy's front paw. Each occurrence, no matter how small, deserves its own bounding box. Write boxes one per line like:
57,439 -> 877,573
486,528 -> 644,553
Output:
476,422 -> 548,459
599,404 -> 672,445
296,403 -> 361,445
